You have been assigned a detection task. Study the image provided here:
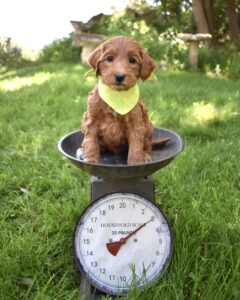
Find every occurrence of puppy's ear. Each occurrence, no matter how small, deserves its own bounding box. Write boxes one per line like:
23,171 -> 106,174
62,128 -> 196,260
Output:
88,45 -> 102,71
139,50 -> 157,80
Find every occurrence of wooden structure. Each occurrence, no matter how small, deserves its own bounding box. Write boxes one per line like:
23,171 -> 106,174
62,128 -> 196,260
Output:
177,33 -> 212,70
70,16 -> 105,65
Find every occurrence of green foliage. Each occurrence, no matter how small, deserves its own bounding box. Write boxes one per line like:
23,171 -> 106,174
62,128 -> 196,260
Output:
226,52 -> 240,80
39,35 -> 81,63
0,38 -> 23,68
198,46 -> 240,80
0,38 -> 38,71
130,0 -> 240,45
131,0 -> 194,33
98,11 -> 164,59
213,0 -> 240,42
0,63 -> 239,299
33,1 -> 239,79
157,29 -> 189,70
96,8 -> 239,79
95,0 -> 239,79
98,12 -> 188,68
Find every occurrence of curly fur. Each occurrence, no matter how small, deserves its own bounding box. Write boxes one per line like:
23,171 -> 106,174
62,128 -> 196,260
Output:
81,36 -> 157,164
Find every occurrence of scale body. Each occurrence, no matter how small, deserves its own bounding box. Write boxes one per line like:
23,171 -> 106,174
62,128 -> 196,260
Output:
58,128 -> 184,299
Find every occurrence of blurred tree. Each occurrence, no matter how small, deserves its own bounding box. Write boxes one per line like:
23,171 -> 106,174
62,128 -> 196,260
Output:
227,0 -> 240,44
128,0 -> 194,33
126,0 -> 240,47
192,0 -> 213,34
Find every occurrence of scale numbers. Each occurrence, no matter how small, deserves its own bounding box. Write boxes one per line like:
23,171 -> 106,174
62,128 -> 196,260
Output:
74,193 -> 172,295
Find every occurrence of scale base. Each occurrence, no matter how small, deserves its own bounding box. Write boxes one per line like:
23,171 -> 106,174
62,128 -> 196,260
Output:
80,277 -> 111,300
58,128 -> 184,298
91,176 -> 155,203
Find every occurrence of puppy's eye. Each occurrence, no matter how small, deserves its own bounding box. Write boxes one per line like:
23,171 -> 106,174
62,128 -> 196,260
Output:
106,56 -> 114,62
129,57 -> 137,64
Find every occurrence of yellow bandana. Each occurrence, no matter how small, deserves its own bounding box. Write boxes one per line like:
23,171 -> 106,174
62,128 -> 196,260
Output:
98,78 -> 139,115
84,68 -> 96,78
84,69 -> 157,115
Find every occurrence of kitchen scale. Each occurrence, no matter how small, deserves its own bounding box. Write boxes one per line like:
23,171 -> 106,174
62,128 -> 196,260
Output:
58,127 -> 184,299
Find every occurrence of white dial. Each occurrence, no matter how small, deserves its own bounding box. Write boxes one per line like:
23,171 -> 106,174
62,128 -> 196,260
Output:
74,193 -> 172,295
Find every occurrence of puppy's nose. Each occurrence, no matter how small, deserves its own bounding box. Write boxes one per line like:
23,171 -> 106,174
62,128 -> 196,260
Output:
115,72 -> 126,83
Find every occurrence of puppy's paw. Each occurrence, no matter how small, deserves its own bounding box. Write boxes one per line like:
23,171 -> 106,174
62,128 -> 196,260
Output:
144,153 -> 152,163
84,157 -> 100,164
127,156 -> 144,165
78,146 -> 101,163
76,148 -> 84,160
76,148 -> 100,163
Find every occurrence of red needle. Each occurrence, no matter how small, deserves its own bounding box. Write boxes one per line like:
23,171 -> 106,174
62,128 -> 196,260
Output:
106,218 -> 153,256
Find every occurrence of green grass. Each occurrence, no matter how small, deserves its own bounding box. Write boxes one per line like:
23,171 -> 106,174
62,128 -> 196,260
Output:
0,63 -> 239,300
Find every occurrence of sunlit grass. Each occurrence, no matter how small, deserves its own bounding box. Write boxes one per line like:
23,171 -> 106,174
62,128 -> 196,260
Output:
0,63 -> 239,300
182,101 -> 237,126
0,64 -> 85,92
0,72 -> 51,91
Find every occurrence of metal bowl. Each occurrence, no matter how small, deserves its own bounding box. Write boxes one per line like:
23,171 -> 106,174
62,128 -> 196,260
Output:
58,128 -> 184,178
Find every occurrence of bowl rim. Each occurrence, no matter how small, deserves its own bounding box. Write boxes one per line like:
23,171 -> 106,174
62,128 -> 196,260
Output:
58,127 -> 185,169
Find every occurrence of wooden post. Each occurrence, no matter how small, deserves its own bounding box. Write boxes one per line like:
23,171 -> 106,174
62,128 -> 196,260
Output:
189,41 -> 199,70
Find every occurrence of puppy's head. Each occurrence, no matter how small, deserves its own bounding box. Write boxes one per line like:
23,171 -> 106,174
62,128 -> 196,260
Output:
88,36 -> 157,90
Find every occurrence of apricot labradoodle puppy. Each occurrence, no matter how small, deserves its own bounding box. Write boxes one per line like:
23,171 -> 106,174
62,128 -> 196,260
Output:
81,35 -> 169,165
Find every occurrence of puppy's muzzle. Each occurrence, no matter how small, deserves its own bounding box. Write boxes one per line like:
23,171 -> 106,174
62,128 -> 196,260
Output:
115,72 -> 126,83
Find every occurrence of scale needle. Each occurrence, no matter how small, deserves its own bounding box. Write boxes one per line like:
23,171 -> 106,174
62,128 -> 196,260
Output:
106,218 -> 154,256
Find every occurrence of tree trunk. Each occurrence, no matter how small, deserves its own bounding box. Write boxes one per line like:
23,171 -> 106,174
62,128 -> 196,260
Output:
192,0 -> 210,33
202,0 -> 215,38
227,0 -> 240,44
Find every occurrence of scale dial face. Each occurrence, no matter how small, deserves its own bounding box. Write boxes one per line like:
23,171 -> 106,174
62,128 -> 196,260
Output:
74,193 -> 172,295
